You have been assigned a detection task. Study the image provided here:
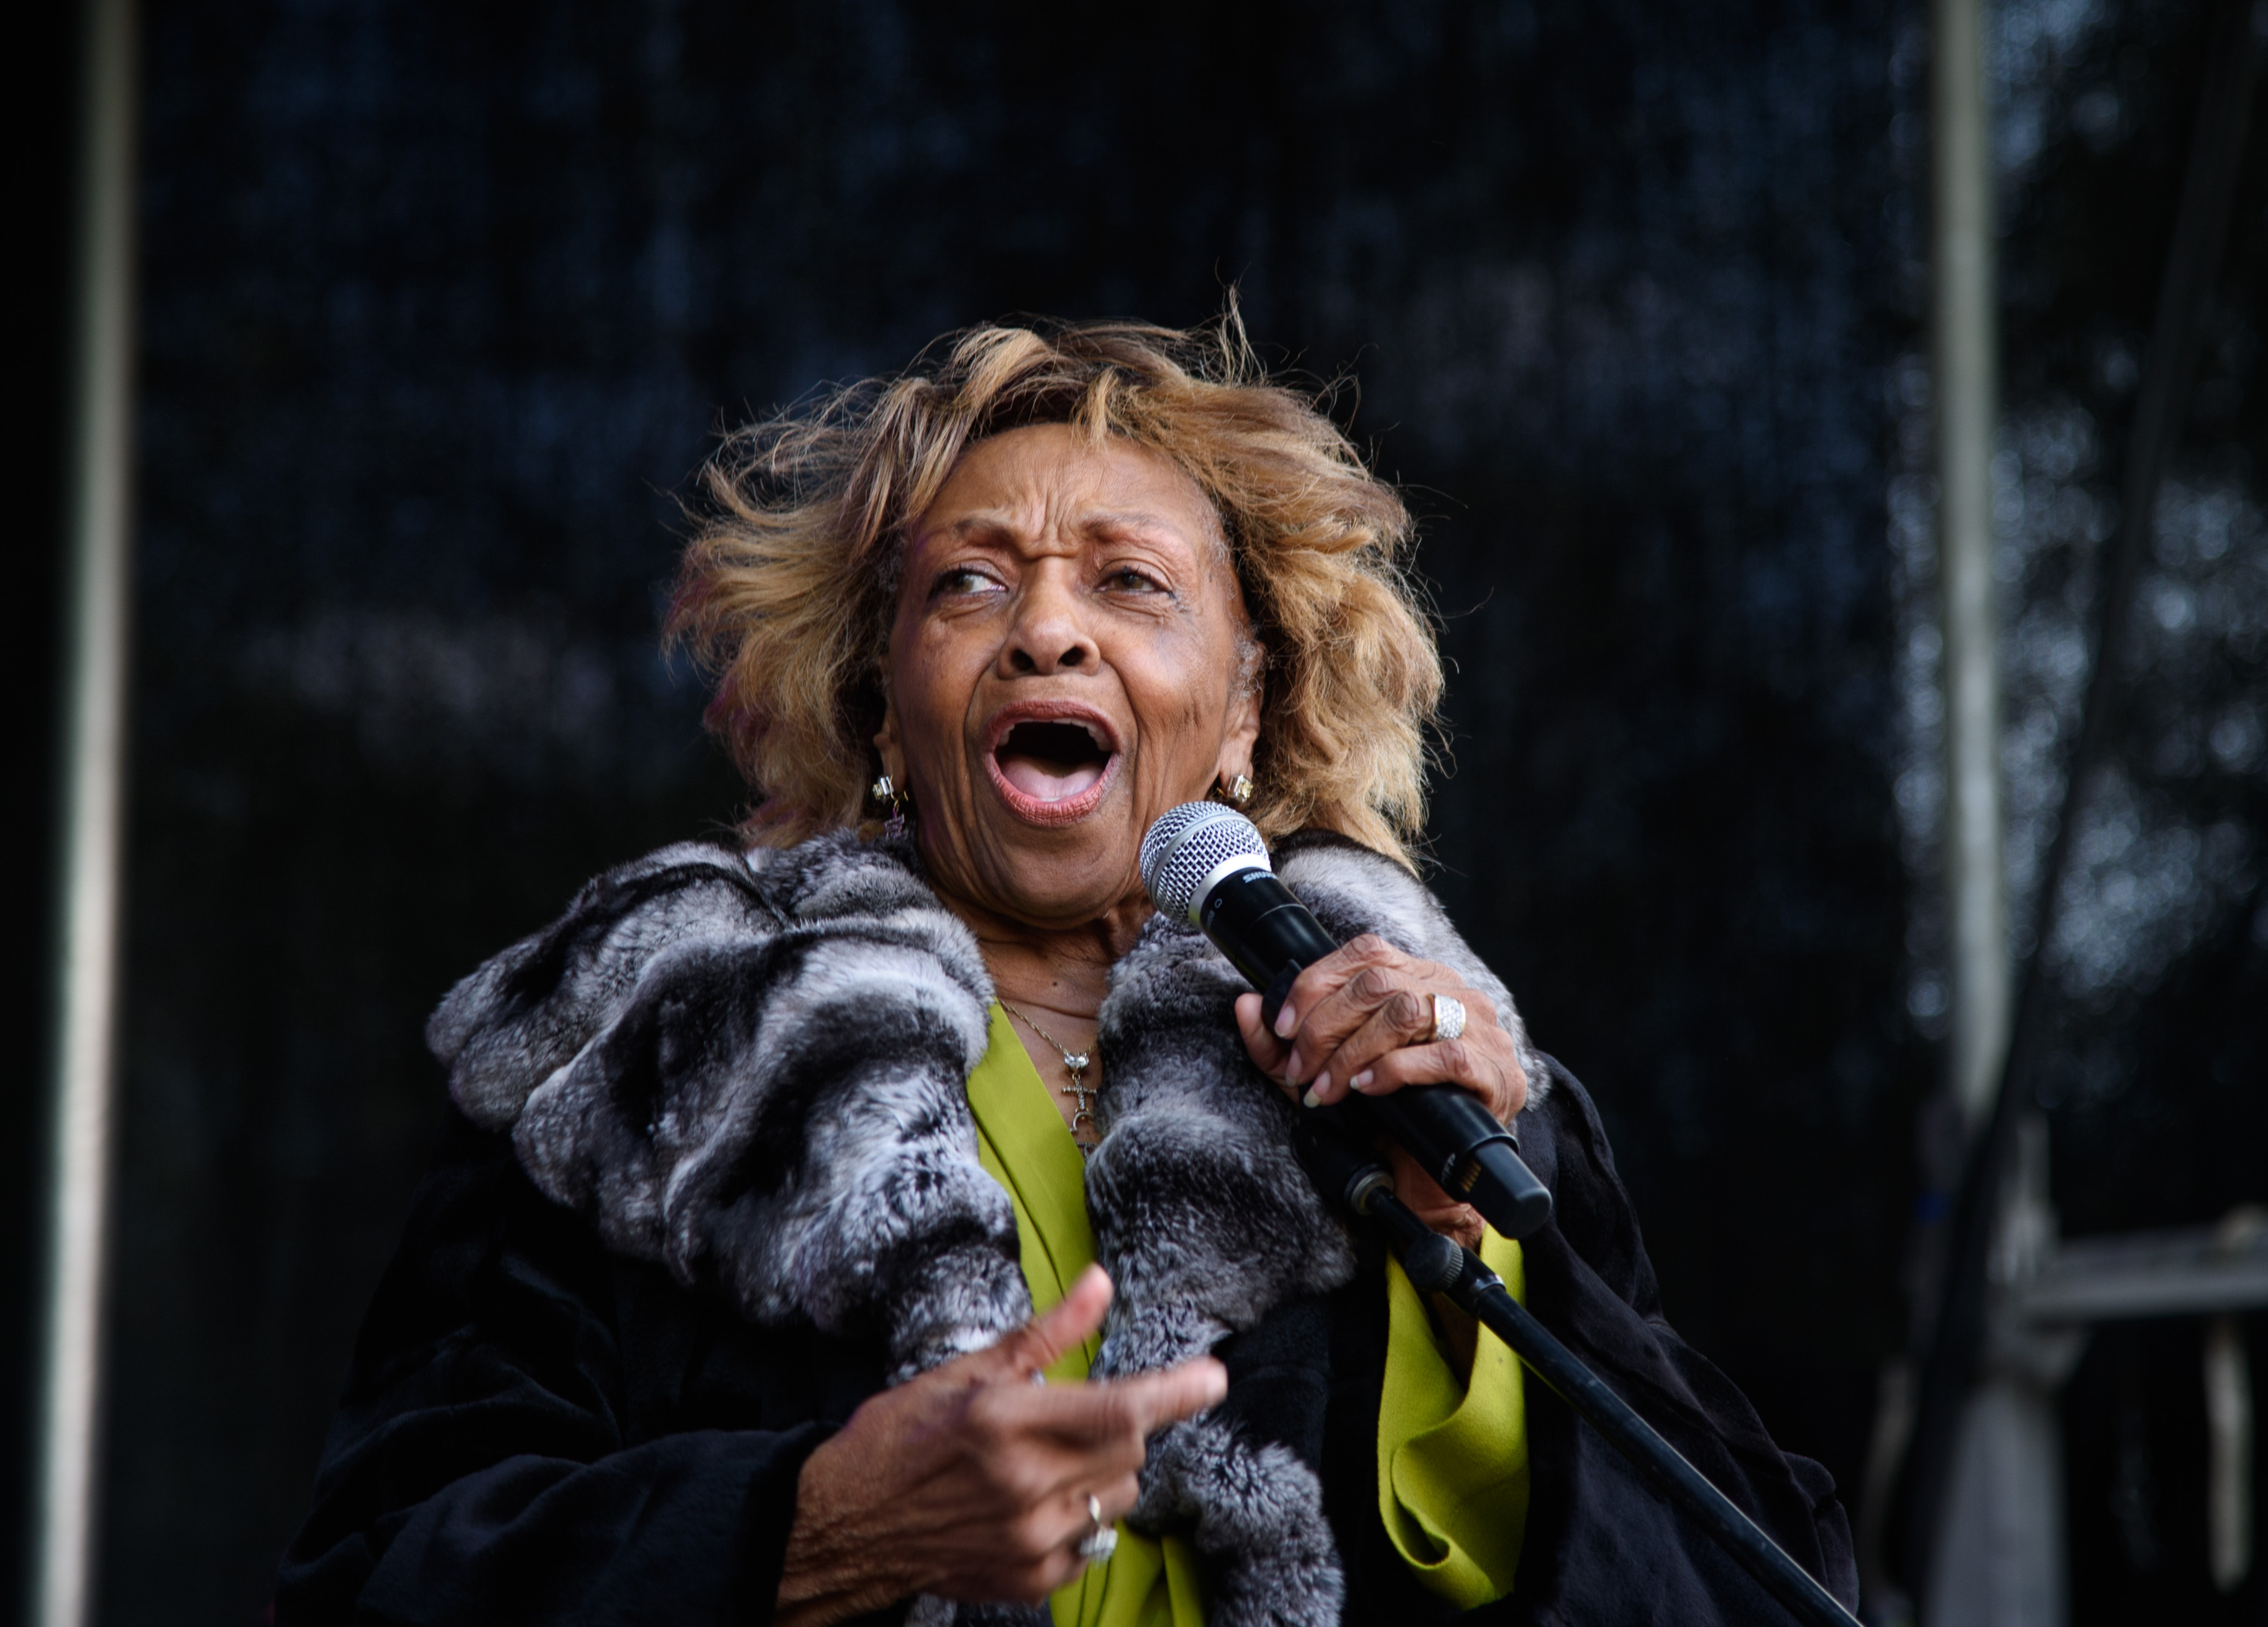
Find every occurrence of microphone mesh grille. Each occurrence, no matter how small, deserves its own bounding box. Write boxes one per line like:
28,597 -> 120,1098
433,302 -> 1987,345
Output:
1141,802 -> 1271,919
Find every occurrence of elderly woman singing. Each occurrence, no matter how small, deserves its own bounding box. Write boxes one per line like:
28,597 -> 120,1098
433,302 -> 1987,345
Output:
278,316 -> 1857,1626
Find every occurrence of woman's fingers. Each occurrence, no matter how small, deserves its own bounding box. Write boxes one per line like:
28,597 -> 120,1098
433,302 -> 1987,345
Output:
1294,977 -> 1445,1106
1238,943 -> 1526,1123
981,1357 -> 1223,1470
1235,991 -> 1302,1106
1284,961 -> 1423,1085
1381,1143 -> 1488,1250
781,1289 -> 1223,1624
793,1349 -> 1217,1611
1096,1470 -> 1144,1524
991,1271 -> 1226,1429
1272,942 -> 1494,1099
1350,1032 -> 1529,1123
1269,935 -> 1411,1068
1263,936 -> 1429,1091
1235,991 -> 1289,1072
1105,1355 -> 1228,1437
979,1264 -> 1114,1382
964,1290 -> 1222,1460
940,1358 -> 1220,1600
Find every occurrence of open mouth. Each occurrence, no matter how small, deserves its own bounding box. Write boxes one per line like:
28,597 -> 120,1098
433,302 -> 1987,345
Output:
995,720 -> 1112,802
984,709 -> 1120,823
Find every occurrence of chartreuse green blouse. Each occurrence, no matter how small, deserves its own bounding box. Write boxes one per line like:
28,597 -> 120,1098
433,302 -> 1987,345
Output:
964,1004 -> 1530,1627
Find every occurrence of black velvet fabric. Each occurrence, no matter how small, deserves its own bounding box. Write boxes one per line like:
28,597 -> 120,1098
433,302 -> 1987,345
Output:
275,1108 -> 884,1626
277,1058 -> 1854,1625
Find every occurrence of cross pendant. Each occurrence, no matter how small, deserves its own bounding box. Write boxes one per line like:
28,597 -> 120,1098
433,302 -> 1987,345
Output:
1059,1054 -> 1095,1136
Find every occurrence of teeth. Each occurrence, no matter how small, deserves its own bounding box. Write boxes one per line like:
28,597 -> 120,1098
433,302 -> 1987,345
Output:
999,717 -> 1112,753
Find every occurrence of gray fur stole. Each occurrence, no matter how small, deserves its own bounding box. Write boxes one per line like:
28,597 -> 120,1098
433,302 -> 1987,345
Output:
426,830 -> 1545,1627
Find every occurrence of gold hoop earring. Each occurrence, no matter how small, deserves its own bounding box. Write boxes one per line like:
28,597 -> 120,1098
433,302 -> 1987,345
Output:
871,774 -> 911,840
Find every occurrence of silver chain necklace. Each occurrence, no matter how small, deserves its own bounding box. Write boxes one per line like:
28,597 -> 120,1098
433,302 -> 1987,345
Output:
999,1000 -> 1099,1154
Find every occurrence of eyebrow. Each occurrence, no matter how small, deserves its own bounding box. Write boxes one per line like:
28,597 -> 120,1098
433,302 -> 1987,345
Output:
1082,509 -> 1208,544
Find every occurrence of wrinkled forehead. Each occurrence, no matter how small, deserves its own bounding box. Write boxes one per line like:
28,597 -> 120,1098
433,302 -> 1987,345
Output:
909,424 -> 1233,563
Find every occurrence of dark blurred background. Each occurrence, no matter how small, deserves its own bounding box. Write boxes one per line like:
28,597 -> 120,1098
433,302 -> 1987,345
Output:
8,1 -> 2264,1623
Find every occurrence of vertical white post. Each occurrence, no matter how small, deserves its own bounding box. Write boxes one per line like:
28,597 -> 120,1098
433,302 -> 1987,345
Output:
2205,1208 -> 2263,1595
1931,0 -> 2010,1127
1926,1118 -> 2085,1627
1926,2 -> 2074,1620
2205,1314 -> 2253,1593
35,1 -> 138,1624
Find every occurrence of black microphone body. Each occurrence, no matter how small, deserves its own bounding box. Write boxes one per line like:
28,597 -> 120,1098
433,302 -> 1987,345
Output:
1197,866 -> 1555,1239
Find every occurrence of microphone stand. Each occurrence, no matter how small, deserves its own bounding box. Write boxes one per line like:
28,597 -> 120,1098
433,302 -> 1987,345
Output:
1292,1114 -> 1862,1627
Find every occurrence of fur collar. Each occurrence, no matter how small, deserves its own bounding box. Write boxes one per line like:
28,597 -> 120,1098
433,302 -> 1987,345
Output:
428,830 -> 1543,1626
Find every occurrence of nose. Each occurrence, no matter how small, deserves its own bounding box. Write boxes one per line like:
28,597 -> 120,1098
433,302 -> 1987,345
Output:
998,565 -> 1099,677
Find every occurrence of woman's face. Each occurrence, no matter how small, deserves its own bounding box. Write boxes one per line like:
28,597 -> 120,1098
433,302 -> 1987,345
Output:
877,423 -> 1261,932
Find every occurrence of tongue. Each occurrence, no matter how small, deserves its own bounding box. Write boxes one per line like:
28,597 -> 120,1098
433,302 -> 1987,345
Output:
999,754 -> 1105,802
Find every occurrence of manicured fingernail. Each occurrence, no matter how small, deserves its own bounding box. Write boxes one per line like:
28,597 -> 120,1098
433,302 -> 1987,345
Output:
1351,1070 -> 1375,1093
1273,1004 -> 1298,1038
1302,1086 -> 1323,1109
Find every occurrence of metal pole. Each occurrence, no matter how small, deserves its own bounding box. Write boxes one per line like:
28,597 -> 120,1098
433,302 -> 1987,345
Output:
34,0 -> 139,1622
1895,0 -> 2266,1603
1929,0 -> 2007,1130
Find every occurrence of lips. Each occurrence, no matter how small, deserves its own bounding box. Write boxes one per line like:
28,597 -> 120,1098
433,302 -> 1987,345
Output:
984,702 -> 1121,825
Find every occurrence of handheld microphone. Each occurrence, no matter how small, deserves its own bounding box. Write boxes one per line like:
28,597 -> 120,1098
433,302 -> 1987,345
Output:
1141,803 -> 1554,1240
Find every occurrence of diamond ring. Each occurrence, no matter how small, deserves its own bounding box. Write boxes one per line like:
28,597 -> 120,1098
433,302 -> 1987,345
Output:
1076,1493 -> 1118,1562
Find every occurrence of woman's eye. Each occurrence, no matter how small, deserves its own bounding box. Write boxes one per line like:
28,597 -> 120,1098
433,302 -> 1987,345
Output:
935,567 -> 1002,598
1106,566 -> 1164,592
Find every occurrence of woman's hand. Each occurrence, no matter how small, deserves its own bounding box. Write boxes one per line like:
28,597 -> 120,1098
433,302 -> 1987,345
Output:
1234,935 -> 1528,1247
775,1266 -> 1225,1626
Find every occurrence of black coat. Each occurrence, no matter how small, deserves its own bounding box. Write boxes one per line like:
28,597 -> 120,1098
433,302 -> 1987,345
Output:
276,1055 -> 1857,1626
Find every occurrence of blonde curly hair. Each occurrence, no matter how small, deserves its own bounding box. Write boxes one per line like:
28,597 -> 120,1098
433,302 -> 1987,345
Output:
669,308 -> 1443,866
